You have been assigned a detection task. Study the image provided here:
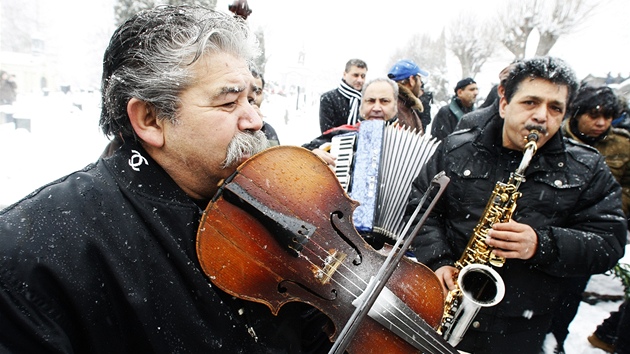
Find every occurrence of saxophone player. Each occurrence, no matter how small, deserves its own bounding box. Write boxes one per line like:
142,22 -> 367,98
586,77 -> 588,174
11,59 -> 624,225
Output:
406,56 -> 627,354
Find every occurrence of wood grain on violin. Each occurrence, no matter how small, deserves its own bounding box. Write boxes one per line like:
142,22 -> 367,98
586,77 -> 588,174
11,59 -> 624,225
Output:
196,146 -> 454,353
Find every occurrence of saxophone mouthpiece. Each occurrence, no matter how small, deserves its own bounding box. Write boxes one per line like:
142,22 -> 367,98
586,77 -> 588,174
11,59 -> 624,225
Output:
527,130 -> 540,143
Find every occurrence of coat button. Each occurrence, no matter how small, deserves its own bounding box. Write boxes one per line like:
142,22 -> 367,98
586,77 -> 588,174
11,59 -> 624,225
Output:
554,180 -> 563,187
464,170 -> 471,176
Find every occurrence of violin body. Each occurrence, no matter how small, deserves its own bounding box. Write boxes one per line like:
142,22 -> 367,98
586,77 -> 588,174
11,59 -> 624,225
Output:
197,146 -> 445,353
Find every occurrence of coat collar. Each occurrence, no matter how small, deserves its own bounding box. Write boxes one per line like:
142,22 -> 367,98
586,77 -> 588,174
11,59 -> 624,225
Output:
102,140 -> 196,207
475,115 -> 567,172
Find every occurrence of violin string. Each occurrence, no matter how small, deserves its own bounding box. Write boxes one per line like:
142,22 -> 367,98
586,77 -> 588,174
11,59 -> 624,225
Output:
298,240 -> 448,352
297,242 -> 366,297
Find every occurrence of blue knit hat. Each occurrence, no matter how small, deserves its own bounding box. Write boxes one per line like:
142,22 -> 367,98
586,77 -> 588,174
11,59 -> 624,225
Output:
387,59 -> 429,82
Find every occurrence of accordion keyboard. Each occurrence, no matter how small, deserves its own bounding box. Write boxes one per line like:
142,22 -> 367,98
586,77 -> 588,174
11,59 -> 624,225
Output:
330,133 -> 357,191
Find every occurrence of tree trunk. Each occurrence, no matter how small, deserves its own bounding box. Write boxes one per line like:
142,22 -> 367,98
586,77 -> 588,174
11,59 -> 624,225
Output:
535,32 -> 559,56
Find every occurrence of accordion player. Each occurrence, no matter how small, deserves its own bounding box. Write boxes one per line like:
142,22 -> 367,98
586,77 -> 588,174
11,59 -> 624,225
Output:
326,119 -> 440,247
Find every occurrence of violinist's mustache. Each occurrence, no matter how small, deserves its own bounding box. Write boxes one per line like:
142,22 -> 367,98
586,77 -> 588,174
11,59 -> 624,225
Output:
222,130 -> 268,168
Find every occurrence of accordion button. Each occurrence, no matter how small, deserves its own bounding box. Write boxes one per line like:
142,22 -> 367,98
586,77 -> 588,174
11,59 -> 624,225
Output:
472,321 -> 480,329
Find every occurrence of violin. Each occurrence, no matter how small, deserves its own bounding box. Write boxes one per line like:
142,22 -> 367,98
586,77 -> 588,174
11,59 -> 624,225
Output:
196,146 -> 456,353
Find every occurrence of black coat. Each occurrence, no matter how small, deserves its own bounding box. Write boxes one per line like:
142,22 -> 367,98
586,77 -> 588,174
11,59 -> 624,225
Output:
0,141 -> 330,353
319,88 -> 351,133
455,100 -> 499,132
407,117 -> 627,330
430,98 -> 473,141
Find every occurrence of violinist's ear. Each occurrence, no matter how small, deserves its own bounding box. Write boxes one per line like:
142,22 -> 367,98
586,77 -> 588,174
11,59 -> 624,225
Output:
127,97 -> 165,148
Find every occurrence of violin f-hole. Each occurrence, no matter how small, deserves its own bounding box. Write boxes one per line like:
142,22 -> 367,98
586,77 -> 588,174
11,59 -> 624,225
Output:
330,211 -> 363,266
278,279 -> 338,301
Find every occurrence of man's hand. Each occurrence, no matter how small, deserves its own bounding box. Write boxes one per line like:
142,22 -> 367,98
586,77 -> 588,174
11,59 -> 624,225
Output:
486,219 -> 538,260
435,265 -> 458,298
311,148 -> 336,168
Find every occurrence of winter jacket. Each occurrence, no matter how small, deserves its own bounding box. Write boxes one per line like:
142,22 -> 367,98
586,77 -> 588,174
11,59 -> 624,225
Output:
562,118 -> 630,217
0,141 -> 331,353
430,97 -> 474,141
407,117 -> 627,331
319,88 -> 352,133
456,100 -> 499,132
418,92 -> 433,133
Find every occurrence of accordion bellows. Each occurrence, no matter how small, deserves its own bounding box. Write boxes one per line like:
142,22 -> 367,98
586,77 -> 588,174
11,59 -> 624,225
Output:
347,120 -> 440,240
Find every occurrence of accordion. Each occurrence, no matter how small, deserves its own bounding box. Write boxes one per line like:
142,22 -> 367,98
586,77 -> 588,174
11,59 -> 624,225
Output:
330,119 -> 440,241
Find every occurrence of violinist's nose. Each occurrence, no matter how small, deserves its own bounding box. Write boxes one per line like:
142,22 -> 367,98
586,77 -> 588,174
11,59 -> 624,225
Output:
238,101 -> 263,132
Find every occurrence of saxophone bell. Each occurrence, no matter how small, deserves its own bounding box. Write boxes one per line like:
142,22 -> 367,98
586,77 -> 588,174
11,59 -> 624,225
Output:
442,264 -> 506,347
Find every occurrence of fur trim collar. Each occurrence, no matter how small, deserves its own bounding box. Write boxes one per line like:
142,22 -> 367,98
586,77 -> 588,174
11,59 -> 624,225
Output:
397,84 -> 423,112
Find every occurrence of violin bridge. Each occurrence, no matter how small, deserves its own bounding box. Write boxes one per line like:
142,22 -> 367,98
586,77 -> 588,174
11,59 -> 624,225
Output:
314,250 -> 347,284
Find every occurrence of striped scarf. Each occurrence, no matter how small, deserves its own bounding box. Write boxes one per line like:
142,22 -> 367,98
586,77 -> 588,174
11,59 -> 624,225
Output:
337,80 -> 362,126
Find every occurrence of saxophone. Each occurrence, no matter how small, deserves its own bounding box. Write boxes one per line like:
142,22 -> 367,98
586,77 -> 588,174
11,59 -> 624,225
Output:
438,130 -> 539,346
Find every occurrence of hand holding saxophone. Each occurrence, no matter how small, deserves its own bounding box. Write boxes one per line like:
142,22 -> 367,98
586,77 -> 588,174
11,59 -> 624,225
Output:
486,219 -> 538,260
435,265 -> 458,297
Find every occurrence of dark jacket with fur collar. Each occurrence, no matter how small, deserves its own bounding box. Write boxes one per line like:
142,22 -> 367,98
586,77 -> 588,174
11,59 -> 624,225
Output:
396,84 -> 426,134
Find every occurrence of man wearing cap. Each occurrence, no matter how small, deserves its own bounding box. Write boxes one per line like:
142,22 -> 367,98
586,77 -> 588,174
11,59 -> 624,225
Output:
319,59 -> 368,133
431,77 -> 478,140
387,59 -> 430,134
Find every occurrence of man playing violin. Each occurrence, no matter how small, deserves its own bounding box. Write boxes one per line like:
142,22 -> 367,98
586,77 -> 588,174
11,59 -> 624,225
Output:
0,6 -> 332,353
406,56 -> 627,353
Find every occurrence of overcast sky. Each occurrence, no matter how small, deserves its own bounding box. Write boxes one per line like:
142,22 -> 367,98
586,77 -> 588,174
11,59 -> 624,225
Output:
215,0 -> 630,92
24,0 -> 630,95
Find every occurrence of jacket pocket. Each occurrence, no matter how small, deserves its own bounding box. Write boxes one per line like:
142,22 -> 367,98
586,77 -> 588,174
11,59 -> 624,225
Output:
517,171 -> 585,222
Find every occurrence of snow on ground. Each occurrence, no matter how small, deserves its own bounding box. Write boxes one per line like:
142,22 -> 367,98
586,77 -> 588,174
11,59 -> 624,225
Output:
0,91 -> 627,353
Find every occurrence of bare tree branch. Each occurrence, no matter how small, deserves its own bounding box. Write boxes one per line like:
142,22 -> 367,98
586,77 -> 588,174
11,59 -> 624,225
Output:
496,0 -> 539,60
446,15 -> 497,78
535,0 -> 594,56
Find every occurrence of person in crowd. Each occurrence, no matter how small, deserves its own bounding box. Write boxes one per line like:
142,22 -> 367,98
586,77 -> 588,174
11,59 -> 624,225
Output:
431,77 -> 478,140
406,56 -> 628,354
614,95 -> 630,133
478,84 -> 499,109
386,58 -> 430,134
588,299 -> 629,353
456,62 -> 519,132
0,71 -> 17,105
0,6 -> 333,353
250,64 -> 280,146
548,84 -> 630,354
319,58 -> 368,133
419,85 -> 433,132
562,85 -> 629,219
304,78 -> 399,250
303,78 -> 398,164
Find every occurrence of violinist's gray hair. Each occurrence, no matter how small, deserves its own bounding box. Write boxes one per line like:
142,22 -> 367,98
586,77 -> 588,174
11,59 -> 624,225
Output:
99,5 -> 259,139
